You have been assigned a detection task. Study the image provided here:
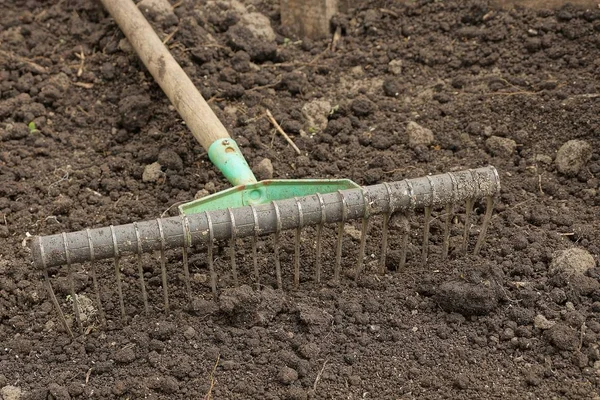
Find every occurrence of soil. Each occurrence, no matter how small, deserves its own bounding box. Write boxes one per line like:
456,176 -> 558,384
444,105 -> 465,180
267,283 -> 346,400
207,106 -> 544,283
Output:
1,0 -> 600,399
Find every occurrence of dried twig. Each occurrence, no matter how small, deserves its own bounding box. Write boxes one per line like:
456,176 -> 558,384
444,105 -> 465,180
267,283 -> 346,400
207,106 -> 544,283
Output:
162,26 -> 179,45
313,359 -> 328,392
265,109 -> 301,155
204,353 -> 220,400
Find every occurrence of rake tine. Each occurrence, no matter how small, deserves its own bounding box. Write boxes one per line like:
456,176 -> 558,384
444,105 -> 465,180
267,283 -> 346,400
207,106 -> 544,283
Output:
355,190 -> 370,281
462,198 -> 474,254
250,205 -> 260,287
441,203 -> 454,260
398,214 -> 409,271
315,193 -> 326,283
43,269 -> 73,337
86,228 -> 106,324
110,225 -> 126,321
227,208 -> 239,286
294,198 -> 304,288
273,201 -> 283,290
63,233 -> 82,333
205,211 -> 217,300
421,206 -> 432,266
181,215 -> 192,303
474,196 -> 494,255
133,223 -> 149,314
156,219 -> 169,313
334,190 -> 348,282
379,183 -> 394,275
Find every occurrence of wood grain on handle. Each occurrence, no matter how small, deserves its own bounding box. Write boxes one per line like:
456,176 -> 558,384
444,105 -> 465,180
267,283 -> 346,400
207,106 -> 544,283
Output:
100,0 -> 230,149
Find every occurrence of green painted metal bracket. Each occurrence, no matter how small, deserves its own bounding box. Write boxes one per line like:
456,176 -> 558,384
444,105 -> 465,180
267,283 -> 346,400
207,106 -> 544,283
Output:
179,179 -> 361,215
208,138 -> 257,187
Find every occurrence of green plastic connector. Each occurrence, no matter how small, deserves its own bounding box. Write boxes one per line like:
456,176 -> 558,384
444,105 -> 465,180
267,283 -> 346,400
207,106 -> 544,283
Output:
208,138 -> 257,187
179,179 -> 360,215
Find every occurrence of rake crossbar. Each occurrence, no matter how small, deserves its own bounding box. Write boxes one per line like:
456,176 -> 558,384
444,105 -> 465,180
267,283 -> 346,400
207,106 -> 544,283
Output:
31,166 -> 500,269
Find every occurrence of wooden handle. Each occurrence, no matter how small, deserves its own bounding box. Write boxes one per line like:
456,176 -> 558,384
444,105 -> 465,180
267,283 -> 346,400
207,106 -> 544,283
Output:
100,0 -> 230,150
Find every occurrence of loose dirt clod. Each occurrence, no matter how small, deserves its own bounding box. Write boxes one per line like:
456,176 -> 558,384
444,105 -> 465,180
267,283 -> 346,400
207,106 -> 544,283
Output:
434,281 -> 499,316
485,135 -> 517,157
142,162 -> 163,183
1,385 -> 22,400
254,157 -> 274,180
555,139 -> 592,176
406,121 -> 434,148
549,247 -> 595,276
534,314 -> 555,330
545,323 -> 579,351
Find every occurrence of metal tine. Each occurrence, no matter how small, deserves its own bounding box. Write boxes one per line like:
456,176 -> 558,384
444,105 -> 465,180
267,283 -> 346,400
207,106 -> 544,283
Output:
43,268 -> 73,337
462,198 -> 474,254
133,223 -> 149,314
441,203 -> 454,260
421,207 -> 432,266
250,205 -> 260,288
86,228 -> 106,324
474,196 -> 494,255
334,190 -> 349,282
355,190 -> 370,281
110,225 -> 126,321
315,193 -> 326,283
294,198 -> 304,288
273,201 -> 283,290
205,211 -> 217,300
228,208 -> 239,286
156,219 -> 169,313
378,183 -> 394,275
398,214 -> 410,271
62,233 -> 82,334
181,215 -> 192,303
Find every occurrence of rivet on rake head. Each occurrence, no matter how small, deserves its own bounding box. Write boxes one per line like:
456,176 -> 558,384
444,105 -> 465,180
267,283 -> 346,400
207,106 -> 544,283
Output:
250,205 -> 260,287
315,193 -> 326,283
335,190 -> 349,282
133,222 -> 149,314
87,228 -> 106,323
62,232 -> 82,333
273,201 -> 283,290
156,219 -> 169,313
110,225 -> 126,321
181,215 -> 192,304
227,208 -> 239,286
294,198 -> 304,288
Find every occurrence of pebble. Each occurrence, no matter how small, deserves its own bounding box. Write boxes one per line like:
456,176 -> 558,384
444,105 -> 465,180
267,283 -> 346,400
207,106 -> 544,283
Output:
278,366 -> 298,385
406,121 -> 434,148
549,247 -> 595,276
534,314 -> 555,330
301,99 -> 331,132
485,135 -> 517,158
142,162 -> 163,183
555,139 -> 592,176
183,326 -> 196,340
388,59 -> 403,75
1,385 -> 22,400
194,189 -> 210,199
343,224 -> 362,241
254,158 -> 274,180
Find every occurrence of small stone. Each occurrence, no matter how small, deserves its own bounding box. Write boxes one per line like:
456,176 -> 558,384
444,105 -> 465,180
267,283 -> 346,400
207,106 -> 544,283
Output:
1,385 -> 22,400
194,189 -> 210,199
157,149 -> 183,171
254,158 -> 274,180
142,162 -> 163,183
549,248 -> 595,276
204,181 -> 216,193
138,0 -> 177,24
301,99 -> 331,132
485,135 -> 517,158
534,314 -> 555,330
183,326 -> 196,340
388,59 -> 403,75
114,347 -> 136,364
406,121 -> 434,148
555,140 -> 592,176
278,367 -> 298,385
343,224 -> 362,241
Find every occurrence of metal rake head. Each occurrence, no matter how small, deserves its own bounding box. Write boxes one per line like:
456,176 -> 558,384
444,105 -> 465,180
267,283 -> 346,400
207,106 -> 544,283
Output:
30,166 -> 500,336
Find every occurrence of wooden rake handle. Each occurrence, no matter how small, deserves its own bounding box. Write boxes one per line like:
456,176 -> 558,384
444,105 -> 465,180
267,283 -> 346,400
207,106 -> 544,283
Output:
100,0 -> 230,149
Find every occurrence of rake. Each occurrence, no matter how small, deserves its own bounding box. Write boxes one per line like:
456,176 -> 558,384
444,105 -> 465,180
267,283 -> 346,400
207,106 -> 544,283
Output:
28,0 -> 501,336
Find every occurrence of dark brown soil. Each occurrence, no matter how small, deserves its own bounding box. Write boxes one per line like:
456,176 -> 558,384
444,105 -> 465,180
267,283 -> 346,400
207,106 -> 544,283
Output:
1,0 -> 600,399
